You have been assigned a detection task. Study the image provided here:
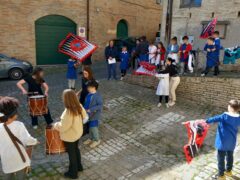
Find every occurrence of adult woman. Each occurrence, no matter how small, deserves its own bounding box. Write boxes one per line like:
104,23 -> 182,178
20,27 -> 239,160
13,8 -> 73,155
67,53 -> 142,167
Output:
54,89 -> 87,179
17,67 -> 53,129
78,67 -> 95,105
105,40 -> 118,80
158,58 -> 180,106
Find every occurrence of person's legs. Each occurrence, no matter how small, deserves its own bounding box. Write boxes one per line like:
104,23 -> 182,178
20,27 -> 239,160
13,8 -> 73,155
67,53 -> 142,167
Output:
68,79 -> 72,89
180,62 -> 184,74
71,80 -> 76,89
64,141 -> 78,178
169,77 -> 180,103
214,65 -> 220,75
226,151 -> 234,172
159,96 -> 163,103
74,140 -> 83,171
112,63 -> 117,79
217,150 -> 226,176
31,115 -> 38,126
3,173 -> 14,180
43,109 -> 53,125
90,127 -> 100,141
165,96 -> 169,103
107,63 -> 111,80
15,169 -> 26,180
202,66 -> 210,75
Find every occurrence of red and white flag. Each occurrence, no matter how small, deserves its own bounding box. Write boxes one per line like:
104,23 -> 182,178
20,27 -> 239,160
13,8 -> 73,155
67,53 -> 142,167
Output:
199,18 -> 217,39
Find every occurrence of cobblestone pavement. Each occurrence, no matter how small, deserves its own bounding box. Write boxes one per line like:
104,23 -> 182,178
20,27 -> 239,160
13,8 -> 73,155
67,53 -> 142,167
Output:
0,65 -> 239,180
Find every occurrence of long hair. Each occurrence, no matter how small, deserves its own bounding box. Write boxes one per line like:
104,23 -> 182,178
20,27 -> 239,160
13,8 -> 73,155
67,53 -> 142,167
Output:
32,67 -> 44,84
63,89 -> 83,116
83,67 -> 94,80
158,42 -> 165,51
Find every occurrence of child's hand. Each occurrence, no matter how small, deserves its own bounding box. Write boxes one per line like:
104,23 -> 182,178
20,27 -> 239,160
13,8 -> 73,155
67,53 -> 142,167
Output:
207,48 -> 211,52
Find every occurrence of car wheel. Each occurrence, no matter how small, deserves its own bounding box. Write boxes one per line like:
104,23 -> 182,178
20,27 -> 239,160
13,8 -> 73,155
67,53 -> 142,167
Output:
9,68 -> 23,80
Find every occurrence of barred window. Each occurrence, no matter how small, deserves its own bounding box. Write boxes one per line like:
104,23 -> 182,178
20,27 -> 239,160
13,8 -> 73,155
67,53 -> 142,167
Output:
180,0 -> 202,8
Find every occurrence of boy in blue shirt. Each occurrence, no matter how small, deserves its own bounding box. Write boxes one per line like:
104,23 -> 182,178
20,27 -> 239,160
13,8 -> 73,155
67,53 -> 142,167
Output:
206,100 -> 240,180
83,80 -> 103,148
213,31 -> 223,76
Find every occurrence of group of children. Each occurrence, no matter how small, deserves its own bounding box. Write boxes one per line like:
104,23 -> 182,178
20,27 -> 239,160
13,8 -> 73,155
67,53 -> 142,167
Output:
1,66 -> 103,179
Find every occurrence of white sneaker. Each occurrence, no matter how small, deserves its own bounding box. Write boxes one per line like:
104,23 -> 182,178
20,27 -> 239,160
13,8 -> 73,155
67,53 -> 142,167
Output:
157,103 -> 162,107
166,103 -> 170,108
201,73 -> 205,77
168,102 -> 176,107
83,139 -> 92,145
120,77 -> 123,81
90,140 -> 101,148
33,125 -> 38,130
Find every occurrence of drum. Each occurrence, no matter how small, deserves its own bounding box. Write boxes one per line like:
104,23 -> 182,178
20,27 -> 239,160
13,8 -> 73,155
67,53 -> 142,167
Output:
28,95 -> 48,116
45,128 -> 65,154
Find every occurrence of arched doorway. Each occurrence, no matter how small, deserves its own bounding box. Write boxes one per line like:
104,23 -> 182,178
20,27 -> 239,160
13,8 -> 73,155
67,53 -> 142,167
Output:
117,19 -> 128,39
35,15 -> 76,65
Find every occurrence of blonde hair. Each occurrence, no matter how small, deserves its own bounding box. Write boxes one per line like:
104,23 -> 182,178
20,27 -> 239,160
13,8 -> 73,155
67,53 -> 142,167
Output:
63,89 -> 83,116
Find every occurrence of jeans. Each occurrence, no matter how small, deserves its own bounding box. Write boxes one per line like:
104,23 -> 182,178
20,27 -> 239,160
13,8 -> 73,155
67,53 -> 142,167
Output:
107,63 -> 117,80
89,127 -> 100,141
3,168 -> 26,180
169,77 -> 180,102
217,150 -> 234,176
180,62 -> 188,74
64,140 -> 83,178
31,108 -> 53,126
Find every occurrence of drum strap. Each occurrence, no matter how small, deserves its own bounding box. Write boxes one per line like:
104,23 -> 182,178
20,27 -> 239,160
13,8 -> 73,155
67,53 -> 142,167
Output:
3,124 -> 26,163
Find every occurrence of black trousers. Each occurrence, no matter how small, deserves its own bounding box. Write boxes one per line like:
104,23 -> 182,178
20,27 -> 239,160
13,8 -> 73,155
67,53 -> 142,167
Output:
202,65 -> 220,75
159,96 -> 169,103
64,140 -> 83,178
121,70 -> 127,77
31,108 -> 53,126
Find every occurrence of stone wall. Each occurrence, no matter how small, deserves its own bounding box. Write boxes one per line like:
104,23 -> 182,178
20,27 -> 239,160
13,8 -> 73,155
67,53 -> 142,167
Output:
123,74 -> 240,109
0,0 -> 162,65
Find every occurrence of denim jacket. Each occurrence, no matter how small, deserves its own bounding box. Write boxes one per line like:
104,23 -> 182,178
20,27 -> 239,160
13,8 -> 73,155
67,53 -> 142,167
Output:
167,44 -> 179,54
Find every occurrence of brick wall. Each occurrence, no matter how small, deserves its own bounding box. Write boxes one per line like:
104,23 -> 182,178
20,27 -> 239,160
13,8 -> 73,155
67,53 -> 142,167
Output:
123,74 -> 240,109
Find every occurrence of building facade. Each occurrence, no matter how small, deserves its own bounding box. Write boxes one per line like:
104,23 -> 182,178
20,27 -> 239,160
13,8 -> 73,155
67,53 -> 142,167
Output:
0,0 -> 162,65
160,0 -> 240,67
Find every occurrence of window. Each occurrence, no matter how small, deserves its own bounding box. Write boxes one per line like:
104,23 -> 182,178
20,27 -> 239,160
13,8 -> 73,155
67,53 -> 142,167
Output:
180,0 -> 202,8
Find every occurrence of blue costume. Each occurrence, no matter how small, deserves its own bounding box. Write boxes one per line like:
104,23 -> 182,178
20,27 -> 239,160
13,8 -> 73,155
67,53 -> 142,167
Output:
206,112 -> 240,176
120,51 -> 129,70
204,44 -> 219,68
66,59 -> 77,79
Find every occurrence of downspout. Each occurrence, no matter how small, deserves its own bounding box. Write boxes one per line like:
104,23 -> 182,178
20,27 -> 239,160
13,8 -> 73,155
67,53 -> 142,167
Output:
87,0 -> 90,40
167,0 -> 173,45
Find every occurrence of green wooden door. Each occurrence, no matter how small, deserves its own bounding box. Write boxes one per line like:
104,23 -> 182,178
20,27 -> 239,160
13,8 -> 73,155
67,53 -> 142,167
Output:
35,15 -> 76,65
117,20 -> 128,39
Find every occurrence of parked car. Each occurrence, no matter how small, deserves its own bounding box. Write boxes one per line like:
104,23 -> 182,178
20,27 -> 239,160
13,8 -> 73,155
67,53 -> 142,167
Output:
0,54 -> 33,80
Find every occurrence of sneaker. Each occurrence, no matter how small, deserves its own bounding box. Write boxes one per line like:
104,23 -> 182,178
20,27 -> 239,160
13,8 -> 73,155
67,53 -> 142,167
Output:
168,101 -> 176,107
33,125 -> 38,130
90,140 -> 101,148
120,77 -> 123,81
64,172 -> 78,179
225,170 -> 233,177
212,174 -> 226,180
83,139 -> 92,145
157,103 -> 162,107
201,73 -> 205,77
166,103 -> 169,108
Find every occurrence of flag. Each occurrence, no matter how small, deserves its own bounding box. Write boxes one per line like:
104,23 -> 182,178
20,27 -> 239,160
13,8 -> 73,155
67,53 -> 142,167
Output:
134,62 -> 157,76
58,33 -> 97,62
182,120 -> 209,163
200,18 -> 217,39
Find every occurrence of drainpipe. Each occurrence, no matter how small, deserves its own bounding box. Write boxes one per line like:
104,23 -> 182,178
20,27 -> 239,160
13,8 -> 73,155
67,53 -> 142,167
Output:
165,0 -> 173,45
87,0 -> 90,40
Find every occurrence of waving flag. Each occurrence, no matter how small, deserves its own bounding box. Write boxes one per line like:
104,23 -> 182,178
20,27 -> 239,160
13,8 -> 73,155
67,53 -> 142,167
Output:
58,33 -> 97,62
200,18 -> 217,39
134,62 -> 157,76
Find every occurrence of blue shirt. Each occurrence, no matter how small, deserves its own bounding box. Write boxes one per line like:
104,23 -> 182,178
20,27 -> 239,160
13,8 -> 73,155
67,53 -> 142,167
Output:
206,112 -> 240,151
66,59 -> 77,79
204,44 -> 219,68
84,93 -> 93,110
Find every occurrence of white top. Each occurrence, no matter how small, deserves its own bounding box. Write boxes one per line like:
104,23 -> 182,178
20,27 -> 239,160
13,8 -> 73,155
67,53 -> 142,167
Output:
148,45 -> 157,64
0,121 -> 37,173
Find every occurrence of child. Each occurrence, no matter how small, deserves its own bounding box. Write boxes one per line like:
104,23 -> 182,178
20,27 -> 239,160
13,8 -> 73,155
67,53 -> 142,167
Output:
156,42 -> 166,70
148,42 -> 157,65
167,37 -> 179,63
179,36 -> 192,75
54,90 -> 87,179
213,31 -> 222,75
206,100 -> 240,180
83,80 -> 103,148
67,58 -> 79,90
0,96 -> 38,180
120,46 -> 130,80
155,70 -> 169,108
201,37 -> 219,76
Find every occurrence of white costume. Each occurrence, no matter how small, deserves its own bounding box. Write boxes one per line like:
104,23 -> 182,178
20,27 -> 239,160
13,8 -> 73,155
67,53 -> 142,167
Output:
148,45 -> 157,64
155,73 -> 169,96
155,48 -> 161,66
0,121 -> 37,174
